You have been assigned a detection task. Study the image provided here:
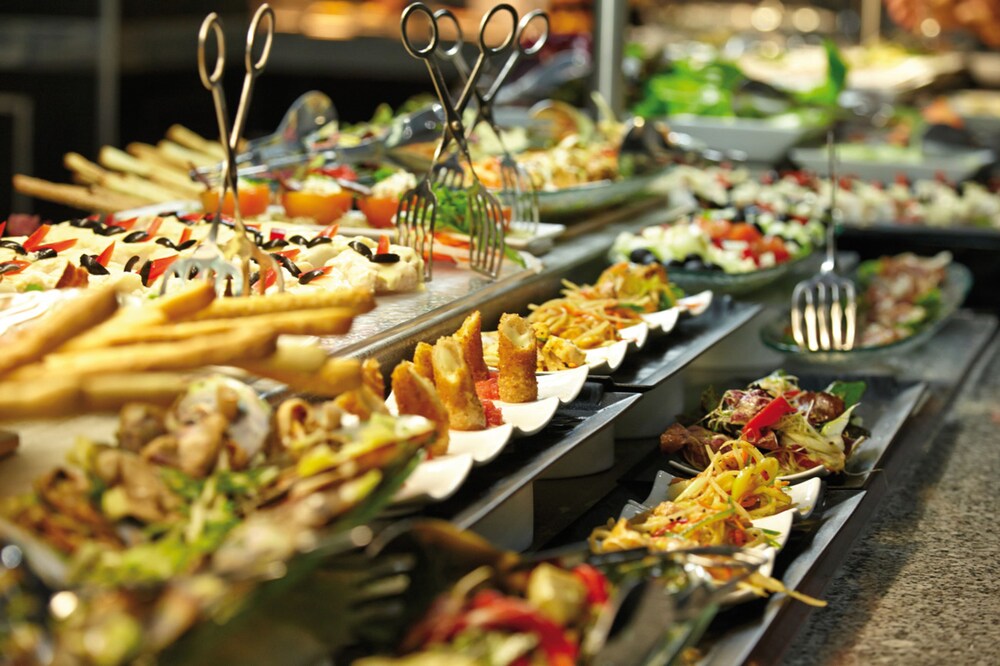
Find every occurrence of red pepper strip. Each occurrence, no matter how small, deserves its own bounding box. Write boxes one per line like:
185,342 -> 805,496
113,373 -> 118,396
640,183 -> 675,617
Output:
22,224 -> 51,251
269,229 -> 286,241
0,220 -> 6,237
179,212 -> 204,223
430,252 -> 458,263
145,217 -> 163,238
462,591 -> 578,661
179,227 -> 192,245
572,564 -> 610,605
271,248 -> 300,259
376,234 -> 390,255
35,238 -> 77,254
96,242 -> 115,267
146,255 -> 178,284
0,259 -> 31,276
741,395 -> 796,443
110,216 -> 138,230
262,268 -> 277,291
318,164 -> 358,181
318,223 -> 340,239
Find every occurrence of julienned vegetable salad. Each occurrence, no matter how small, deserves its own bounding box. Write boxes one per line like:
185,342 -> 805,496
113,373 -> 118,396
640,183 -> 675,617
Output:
660,371 -> 868,475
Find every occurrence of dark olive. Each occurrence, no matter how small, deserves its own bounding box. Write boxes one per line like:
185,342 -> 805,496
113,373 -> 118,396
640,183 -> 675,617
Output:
188,266 -> 200,280
0,262 -> 23,275
306,236 -> 333,248
177,239 -> 197,251
262,238 -> 289,250
0,240 -> 26,255
371,253 -> 400,264
123,255 -> 141,272
154,236 -> 175,248
95,224 -> 127,237
628,248 -> 657,265
349,240 -> 373,258
139,260 -> 152,286
70,217 -> 95,228
249,272 -> 260,287
288,234 -> 309,245
80,254 -> 110,276
33,248 -> 57,260
124,230 -> 150,243
683,258 -> 710,271
298,268 -> 328,285
271,253 -> 301,277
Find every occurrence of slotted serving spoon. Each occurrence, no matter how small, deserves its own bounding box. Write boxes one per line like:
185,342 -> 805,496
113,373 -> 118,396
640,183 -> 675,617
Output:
791,133 -> 857,351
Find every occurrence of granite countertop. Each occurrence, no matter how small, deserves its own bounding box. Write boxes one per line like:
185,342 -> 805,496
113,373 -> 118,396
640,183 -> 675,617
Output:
782,340 -> 1000,665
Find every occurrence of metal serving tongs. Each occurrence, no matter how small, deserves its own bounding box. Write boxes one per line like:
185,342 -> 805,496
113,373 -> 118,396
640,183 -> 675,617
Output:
791,131 -> 857,351
164,4 -> 283,296
397,2 -> 511,279
433,7 -> 547,237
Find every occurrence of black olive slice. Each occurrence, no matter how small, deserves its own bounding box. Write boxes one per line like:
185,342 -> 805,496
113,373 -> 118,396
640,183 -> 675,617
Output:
288,234 -> 309,245
349,240 -> 373,258
262,238 -> 289,250
177,239 -> 197,251
139,260 -> 152,286
123,255 -> 141,272
33,248 -> 57,260
298,268 -> 328,285
371,253 -> 400,264
271,253 -> 301,277
154,236 -> 175,248
0,262 -> 23,275
124,231 -> 150,243
95,224 -> 127,237
0,240 -> 26,255
306,236 -> 333,248
80,254 -> 110,276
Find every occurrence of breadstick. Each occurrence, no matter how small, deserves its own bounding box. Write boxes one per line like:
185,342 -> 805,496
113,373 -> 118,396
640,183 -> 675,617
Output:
183,288 -> 375,320
0,285 -> 119,377
431,336 -> 485,431
166,124 -> 227,160
497,313 -> 537,403
13,175 -> 123,214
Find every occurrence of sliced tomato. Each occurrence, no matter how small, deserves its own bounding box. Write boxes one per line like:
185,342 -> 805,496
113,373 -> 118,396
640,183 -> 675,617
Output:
316,164 -> 358,181
697,217 -> 731,240
201,182 -> 271,217
358,196 -> 399,229
727,222 -> 762,244
281,190 -> 353,225
482,399 -> 504,427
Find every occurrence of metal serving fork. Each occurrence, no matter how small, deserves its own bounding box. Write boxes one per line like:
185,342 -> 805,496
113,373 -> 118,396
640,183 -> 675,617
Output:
400,3 -> 511,279
435,8 -> 548,236
164,4 -> 283,296
791,134 -> 857,351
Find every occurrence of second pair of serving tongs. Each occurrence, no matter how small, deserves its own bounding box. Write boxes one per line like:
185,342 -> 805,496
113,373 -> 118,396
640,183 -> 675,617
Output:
430,6 -> 548,238
164,4 -> 283,296
396,2 -> 515,281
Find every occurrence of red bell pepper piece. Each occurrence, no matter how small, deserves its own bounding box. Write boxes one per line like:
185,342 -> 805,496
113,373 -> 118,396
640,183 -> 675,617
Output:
271,248 -> 300,260
0,221 -> 6,237
572,564 -> 610,605
269,229 -> 286,241
376,234 -> 390,255
318,164 -> 358,181
318,223 -> 340,239
178,227 -> 192,245
741,395 -> 796,443
145,217 -> 163,238
35,238 -> 77,254
22,224 -> 51,251
110,216 -> 138,230
145,255 -> 178,285
96,242 -> 115,267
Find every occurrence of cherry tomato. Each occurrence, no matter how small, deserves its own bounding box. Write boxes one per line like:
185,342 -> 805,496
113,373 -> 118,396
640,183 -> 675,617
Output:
200,182 -> 271,217
358,196 -> 399,229
697,217 -> 732,240
281,190 -> 353,225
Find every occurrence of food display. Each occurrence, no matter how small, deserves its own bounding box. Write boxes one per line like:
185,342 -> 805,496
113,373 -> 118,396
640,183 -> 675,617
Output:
1,2 -> 995,663
660,371 -> 867,476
